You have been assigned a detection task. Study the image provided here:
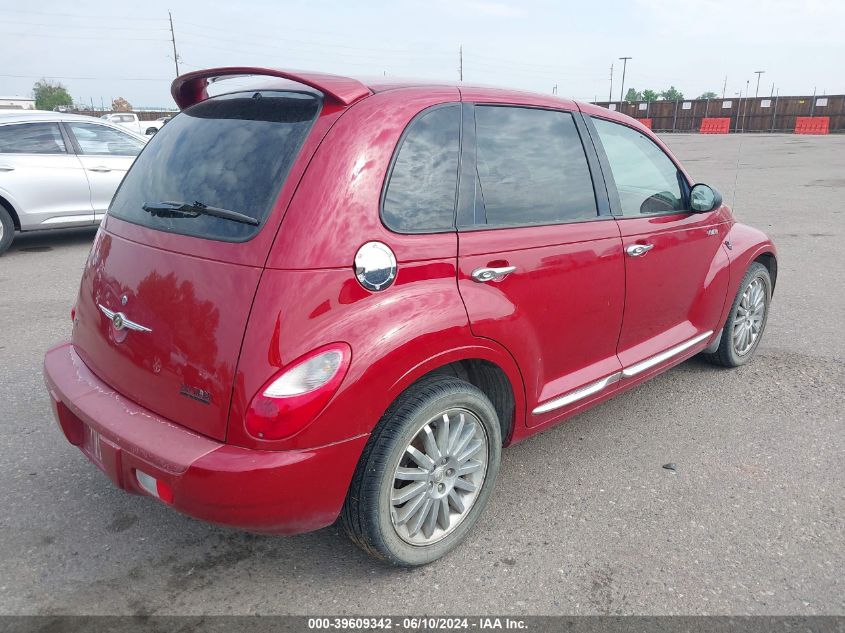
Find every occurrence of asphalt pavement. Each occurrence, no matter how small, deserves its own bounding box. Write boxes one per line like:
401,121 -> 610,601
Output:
0,134 -> 842,615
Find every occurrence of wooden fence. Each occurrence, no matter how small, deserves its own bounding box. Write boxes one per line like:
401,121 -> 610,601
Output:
591,95 -> 845,133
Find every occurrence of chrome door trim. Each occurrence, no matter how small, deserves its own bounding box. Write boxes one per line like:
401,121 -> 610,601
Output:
531,330 -> 714,415
533,372 -> 622,415
621,330 -> 713,378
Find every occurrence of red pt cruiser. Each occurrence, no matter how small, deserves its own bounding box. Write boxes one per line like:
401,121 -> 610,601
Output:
44,67 -> 777,565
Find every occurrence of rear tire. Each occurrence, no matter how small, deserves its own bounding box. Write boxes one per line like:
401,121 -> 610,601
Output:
0,206 -> 14,255
703,262 -> 771,367
342,376 -> 502,566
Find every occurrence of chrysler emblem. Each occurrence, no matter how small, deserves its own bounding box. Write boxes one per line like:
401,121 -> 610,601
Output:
98,304 -> 152,333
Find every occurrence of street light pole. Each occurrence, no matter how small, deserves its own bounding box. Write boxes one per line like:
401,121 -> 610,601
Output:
754,70 -> 765,98
618,56 -> 632,103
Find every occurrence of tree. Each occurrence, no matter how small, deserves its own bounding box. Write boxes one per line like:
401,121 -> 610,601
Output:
624,87 -> 642,102
660,86 -> 684,101
32,79 -> 73,111
697,91 -> 718,99
111,97 -> 132,112
641,89 -> 659,102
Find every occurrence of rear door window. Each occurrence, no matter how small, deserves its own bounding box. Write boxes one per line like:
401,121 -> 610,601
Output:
66,123 -> 145,156
382,105 -> 460,233
473,106 -> 597,227
0,123 -> 67,154
108,90 -> 321,242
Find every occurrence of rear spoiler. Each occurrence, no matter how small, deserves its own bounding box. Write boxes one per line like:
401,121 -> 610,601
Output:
171,66 -> 372,109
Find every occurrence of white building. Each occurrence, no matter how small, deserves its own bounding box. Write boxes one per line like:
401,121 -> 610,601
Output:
0,96 -> 36,110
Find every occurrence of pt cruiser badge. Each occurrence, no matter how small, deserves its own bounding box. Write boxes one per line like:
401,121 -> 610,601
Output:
98,304 -> 152,333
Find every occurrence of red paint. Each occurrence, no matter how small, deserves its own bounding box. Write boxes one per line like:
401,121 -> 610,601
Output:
44,68 -> 776,535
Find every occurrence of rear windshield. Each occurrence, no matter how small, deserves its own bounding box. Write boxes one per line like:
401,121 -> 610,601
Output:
108,90 -> 321,241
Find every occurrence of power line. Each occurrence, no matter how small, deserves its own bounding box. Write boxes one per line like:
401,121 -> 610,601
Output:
176,27 -> 453,58
0,31 -> 169,41
2,8 -> 167,21
0,73 -> 170,81
1,20 -> 168,32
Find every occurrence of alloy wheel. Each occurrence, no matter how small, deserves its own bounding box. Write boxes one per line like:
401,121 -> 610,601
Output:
733,277 -> 767,355
389,408 -> 489,546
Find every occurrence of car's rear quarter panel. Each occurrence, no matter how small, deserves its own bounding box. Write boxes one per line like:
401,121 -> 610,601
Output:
231,87 -> 526,450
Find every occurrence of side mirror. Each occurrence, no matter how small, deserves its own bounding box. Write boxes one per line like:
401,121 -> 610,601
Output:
690,183 -> 723,213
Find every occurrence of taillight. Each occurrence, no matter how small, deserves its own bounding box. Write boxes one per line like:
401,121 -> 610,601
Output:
70,305 -> 76,323
245,343 -> 351,440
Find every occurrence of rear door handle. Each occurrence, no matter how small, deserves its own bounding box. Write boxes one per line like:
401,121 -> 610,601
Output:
0,165 -> 14,172
471,265 -> 516,283
625,243 -> 654,257
87,166 -> 112,172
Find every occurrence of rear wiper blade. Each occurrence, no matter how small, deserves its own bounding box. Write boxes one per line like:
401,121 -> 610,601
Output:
141,200 -> 259,226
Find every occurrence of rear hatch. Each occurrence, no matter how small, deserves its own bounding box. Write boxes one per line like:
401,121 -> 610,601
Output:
71,88 -> 323,441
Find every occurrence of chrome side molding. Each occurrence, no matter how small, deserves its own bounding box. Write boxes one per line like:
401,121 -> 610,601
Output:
532,330 -> 714,415
532,372 -> 622,415
621,330 -> 713,378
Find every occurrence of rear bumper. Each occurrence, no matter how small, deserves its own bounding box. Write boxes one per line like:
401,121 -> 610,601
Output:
43,341 -> 368,535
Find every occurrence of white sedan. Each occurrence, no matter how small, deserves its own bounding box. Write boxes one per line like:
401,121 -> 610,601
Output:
0,110 -> 147,254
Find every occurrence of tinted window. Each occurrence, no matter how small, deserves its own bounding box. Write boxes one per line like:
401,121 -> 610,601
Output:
382,105 -> 460,232
67,123 -> 144,156
109,91 -> 320,242
592,118 -> 685,215
474,106 -> 597,227
0,123 -> 66,154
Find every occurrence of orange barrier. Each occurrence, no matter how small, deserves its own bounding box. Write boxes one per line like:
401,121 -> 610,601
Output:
700,118 -> 731,134
639,118 -> 652,129
794,116 -> 829,134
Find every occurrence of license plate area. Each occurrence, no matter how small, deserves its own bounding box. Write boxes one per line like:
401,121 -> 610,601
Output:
82,425 -> 104,469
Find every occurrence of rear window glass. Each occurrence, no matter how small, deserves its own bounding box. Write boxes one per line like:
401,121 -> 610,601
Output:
108,90 -> 321,241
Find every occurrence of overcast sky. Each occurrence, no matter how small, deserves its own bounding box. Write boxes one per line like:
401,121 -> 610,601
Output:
2,0 -> 843,109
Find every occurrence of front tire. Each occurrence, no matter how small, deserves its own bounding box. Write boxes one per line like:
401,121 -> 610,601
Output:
342,376 -> 502,566
703,262 -> 772,367
0,206 -> 14,255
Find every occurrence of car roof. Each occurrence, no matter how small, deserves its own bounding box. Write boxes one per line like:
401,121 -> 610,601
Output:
0,110 -> 116,124
0,110 -> 147,138
172,67 -> 644,129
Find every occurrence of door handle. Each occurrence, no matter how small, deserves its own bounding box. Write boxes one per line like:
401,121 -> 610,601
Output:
87,166 -> 112,172
625,243 -> 654,257
471,265 -> 516,283
0,165 -> 14,172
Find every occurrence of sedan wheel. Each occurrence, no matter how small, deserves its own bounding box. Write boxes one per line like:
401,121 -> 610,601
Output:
0,206 -> 14,255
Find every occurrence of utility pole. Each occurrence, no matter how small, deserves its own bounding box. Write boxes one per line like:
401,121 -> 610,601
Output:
618,57 -> 631,103
754,70 -> 765,98
458,45 -> 463,82
169,11 -> 180,77
722,75 -> 727,98
608,63 -> 613,102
